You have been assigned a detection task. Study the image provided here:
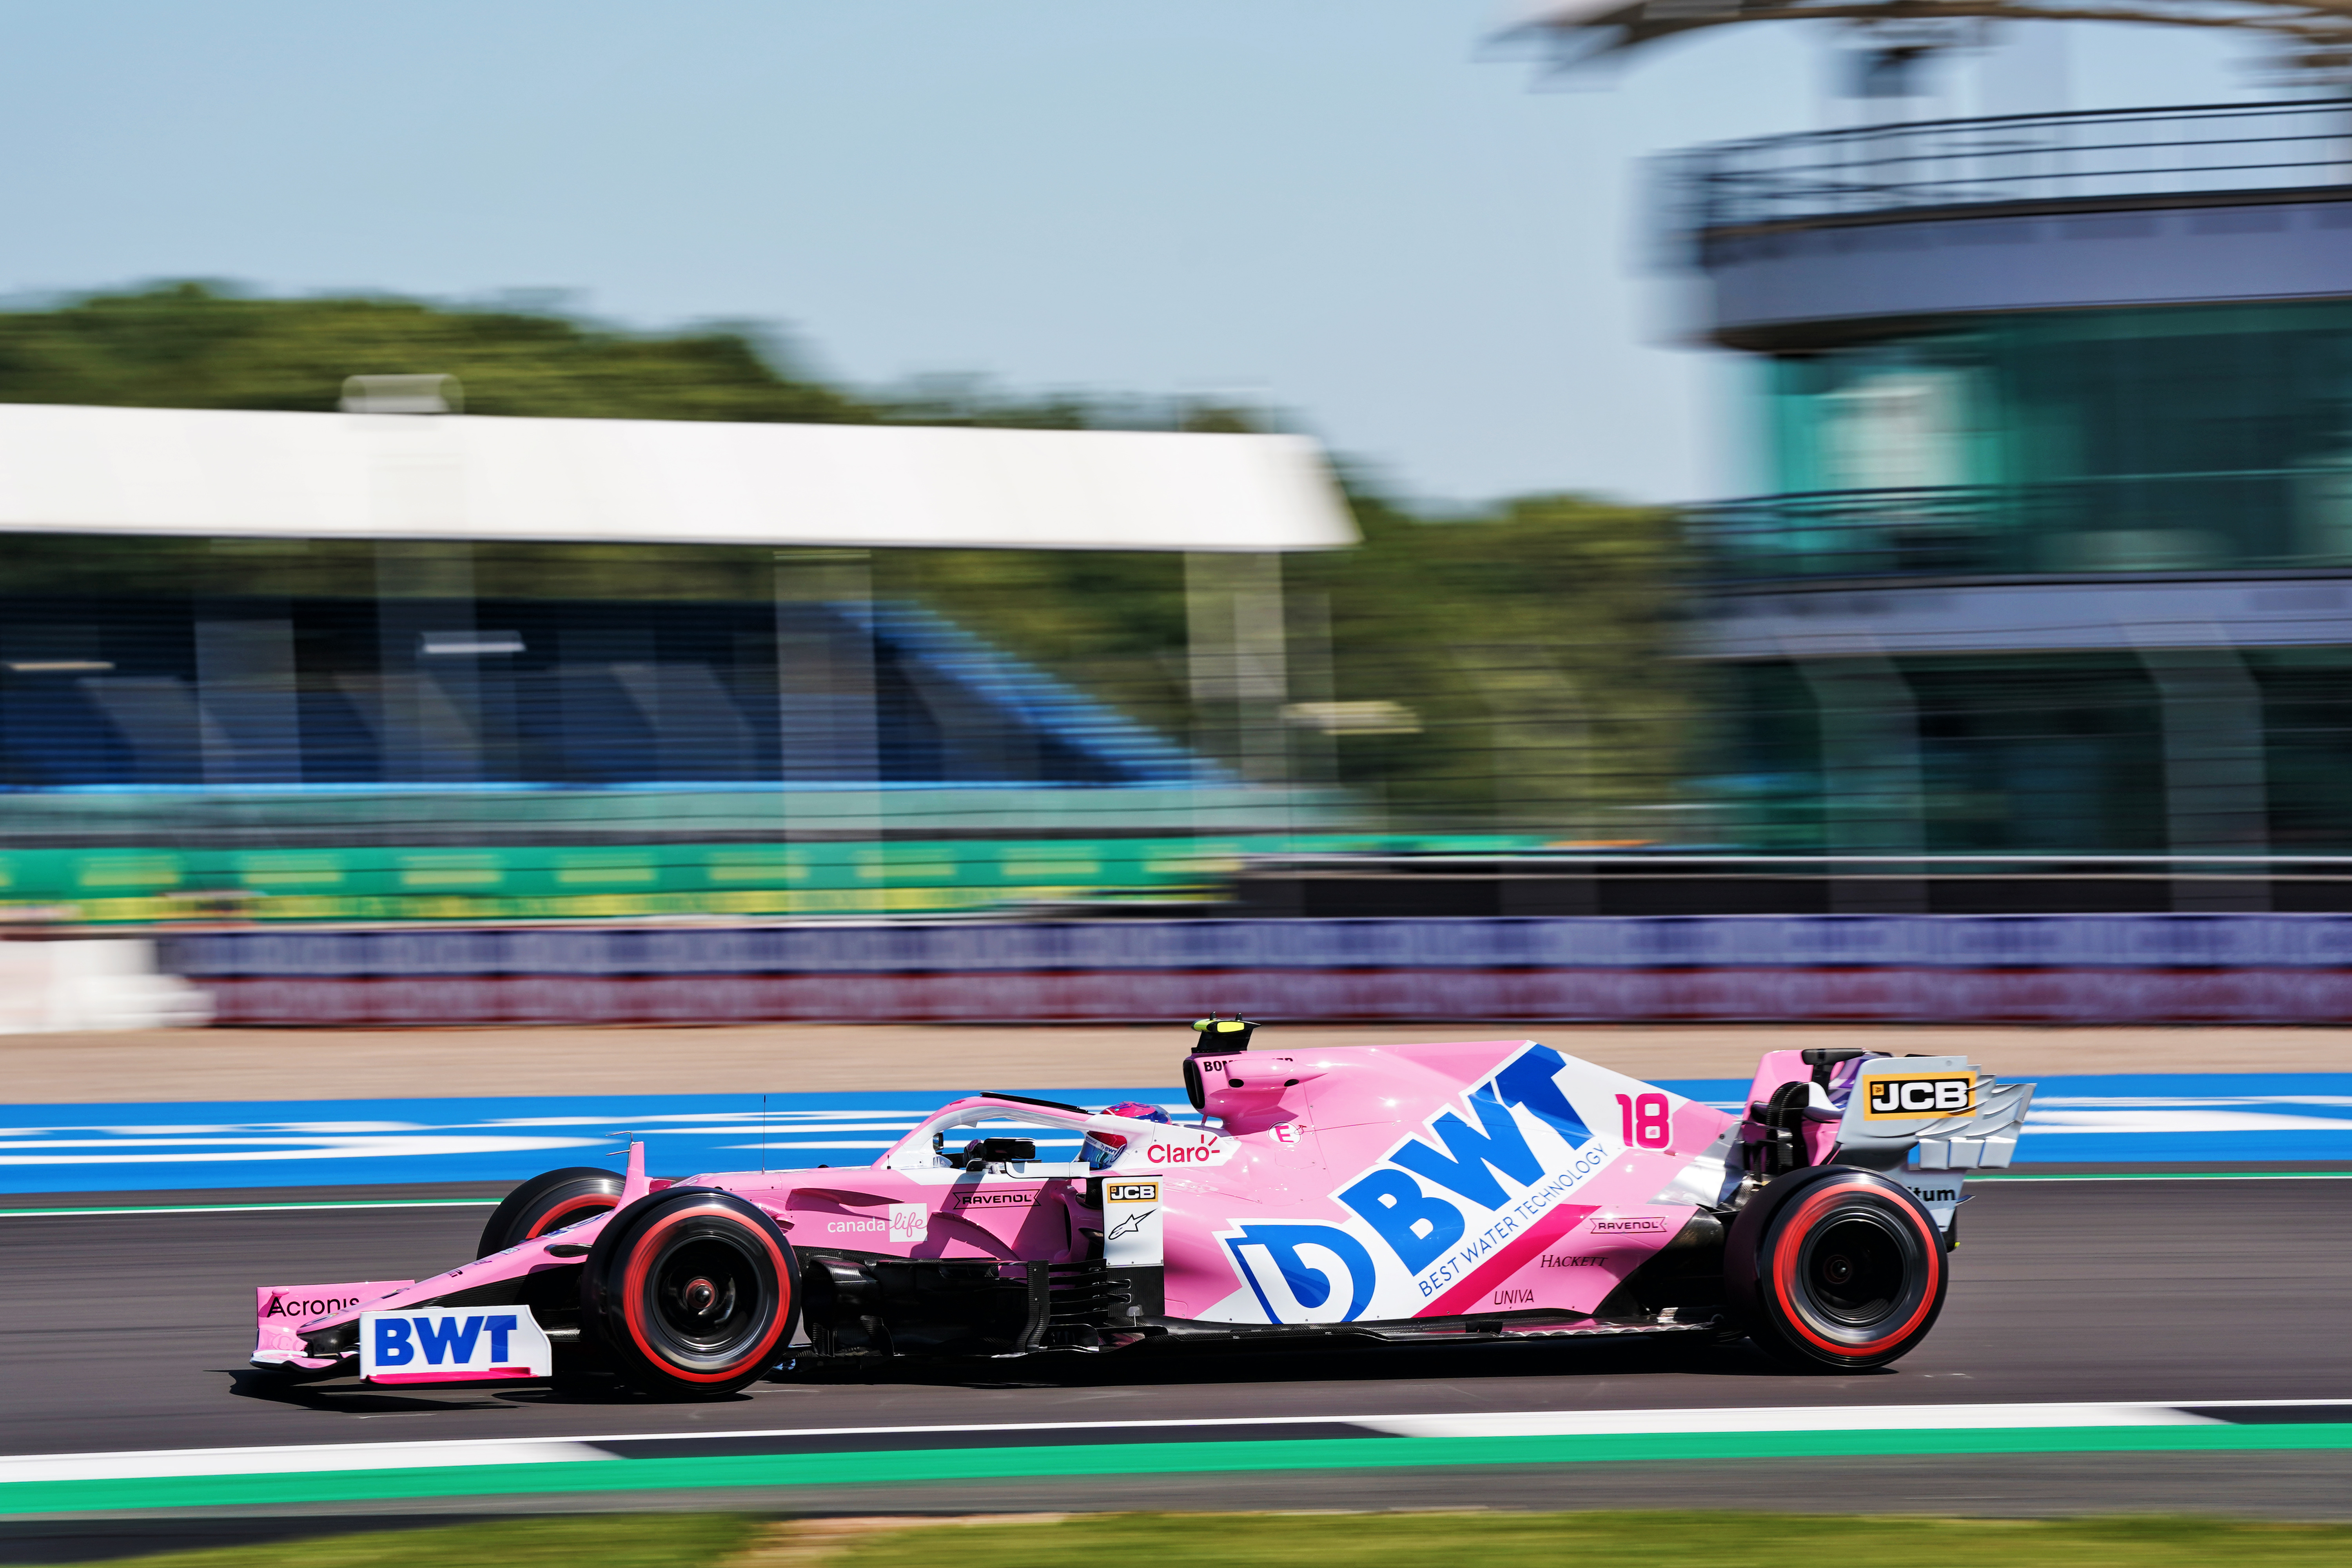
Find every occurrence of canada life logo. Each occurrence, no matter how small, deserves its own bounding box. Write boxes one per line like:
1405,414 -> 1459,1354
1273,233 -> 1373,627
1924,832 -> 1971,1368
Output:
1221,1044 -> 1600,1324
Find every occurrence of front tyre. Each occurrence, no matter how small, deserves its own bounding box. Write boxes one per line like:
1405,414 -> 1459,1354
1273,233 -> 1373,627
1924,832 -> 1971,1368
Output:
1725,1165 -> 1947,1371
477,1167 -> 625,1258
581,1188 -> 797,1399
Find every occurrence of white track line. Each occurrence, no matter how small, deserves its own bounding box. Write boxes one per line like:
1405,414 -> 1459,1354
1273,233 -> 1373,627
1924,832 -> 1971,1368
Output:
1365,1403 -> 2218,1438
0,1439 -> 605,1484
5,1400 -> 2345,1485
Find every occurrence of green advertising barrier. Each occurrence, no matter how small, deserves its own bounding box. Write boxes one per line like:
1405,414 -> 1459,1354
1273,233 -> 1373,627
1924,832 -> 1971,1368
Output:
0,833 -> 1550,923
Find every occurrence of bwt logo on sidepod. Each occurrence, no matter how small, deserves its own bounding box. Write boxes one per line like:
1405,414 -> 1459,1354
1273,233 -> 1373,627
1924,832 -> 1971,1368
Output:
1222,1224 -> 1377,1323
1221,1045 -> 1602,1323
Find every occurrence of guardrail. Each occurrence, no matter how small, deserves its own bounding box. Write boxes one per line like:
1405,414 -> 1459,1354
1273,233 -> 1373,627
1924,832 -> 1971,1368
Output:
1227,853 -> 2352,919
1674,99 -> 2352,241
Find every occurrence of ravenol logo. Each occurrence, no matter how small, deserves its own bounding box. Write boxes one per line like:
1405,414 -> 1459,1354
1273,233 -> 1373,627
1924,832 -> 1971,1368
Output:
1222,1044 -> 1601,1323
1863,1073 -> 1976,1120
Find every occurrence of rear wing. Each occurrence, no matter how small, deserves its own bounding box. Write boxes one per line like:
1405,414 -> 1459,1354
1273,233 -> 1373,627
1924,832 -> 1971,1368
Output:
1833,1055 -> 2035,1174
1741,1048 -> 2035,1239
1831,1054 -> 2034,1237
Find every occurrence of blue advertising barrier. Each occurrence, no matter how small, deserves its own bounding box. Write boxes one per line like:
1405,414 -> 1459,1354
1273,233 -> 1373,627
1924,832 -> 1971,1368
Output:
3,1076 -> 2348,1195
169,916 -> 2352,1026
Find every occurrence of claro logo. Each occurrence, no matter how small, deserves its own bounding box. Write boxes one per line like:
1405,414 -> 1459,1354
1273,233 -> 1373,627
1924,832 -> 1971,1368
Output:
1147,1140 -> 1221,1164
1863,1073 -> 1976,1119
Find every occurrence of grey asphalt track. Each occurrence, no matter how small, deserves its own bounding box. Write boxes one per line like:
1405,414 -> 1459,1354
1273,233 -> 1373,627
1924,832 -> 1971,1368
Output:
3,1178 -> 2350,1525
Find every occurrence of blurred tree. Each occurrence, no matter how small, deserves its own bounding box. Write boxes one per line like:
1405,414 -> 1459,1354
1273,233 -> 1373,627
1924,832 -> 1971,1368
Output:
1308,490 -> 1694,833
889,490 -> 1694,833
0,281 -> 872,424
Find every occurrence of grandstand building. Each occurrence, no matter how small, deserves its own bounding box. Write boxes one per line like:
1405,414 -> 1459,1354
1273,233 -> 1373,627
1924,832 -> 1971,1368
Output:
1668,99 -> 2352,902
0,407 -> 1356,920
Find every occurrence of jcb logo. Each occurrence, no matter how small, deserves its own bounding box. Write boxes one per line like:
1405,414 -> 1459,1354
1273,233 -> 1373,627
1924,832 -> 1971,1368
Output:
1107,1181 -> 1159,1202
1864,1074 -> 1975,1119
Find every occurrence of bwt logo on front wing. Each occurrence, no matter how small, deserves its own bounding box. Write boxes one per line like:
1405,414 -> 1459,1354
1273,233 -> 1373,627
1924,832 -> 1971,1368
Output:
360,1308 -> 554,1383
1863,1073 -> 1976,1119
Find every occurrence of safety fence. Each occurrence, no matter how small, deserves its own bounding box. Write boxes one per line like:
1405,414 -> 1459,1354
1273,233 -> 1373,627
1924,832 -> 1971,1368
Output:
158,913 -> 2352,1026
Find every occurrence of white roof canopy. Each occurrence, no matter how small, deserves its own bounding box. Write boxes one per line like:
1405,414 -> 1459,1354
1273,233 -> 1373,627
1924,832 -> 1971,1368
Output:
0,403 -> 1359,552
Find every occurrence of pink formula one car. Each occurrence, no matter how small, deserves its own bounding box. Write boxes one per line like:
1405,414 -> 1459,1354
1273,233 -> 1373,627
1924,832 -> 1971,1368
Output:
252,1021 -> 2032,1398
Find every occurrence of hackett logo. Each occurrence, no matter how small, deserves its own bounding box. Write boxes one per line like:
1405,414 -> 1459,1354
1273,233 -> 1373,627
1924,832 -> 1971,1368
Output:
1864,1073 -> 1976,1119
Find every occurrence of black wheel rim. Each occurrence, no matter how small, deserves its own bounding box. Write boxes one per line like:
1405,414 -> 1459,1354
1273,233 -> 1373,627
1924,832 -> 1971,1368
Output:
1786,1199 -> 1929,1346
638,1223 -> 772,1368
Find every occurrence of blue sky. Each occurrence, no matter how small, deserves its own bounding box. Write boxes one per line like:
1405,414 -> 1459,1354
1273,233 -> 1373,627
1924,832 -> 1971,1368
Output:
0,5 -> 2271,506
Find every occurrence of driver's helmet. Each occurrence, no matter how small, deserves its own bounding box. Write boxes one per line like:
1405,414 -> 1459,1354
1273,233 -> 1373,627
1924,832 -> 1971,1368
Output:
1082,1100 -> 1173,1169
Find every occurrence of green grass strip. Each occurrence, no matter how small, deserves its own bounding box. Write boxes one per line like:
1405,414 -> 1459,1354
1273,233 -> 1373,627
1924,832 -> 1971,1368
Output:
827,1510 -> 2352,1568
80,1514 -> 758,1568
7,1423 -> 2352,1518
51,1511 -> 2352,1568
0,1198 -> 499,1219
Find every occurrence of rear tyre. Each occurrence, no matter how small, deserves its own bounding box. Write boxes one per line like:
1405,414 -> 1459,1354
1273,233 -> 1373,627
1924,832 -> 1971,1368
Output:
1725,1165 -> 1947,1371
476,1167 -> 626,1258
581,1187 -> 798,1399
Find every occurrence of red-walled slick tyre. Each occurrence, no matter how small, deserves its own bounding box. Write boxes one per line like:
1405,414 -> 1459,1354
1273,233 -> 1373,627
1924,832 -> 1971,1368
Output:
476,1167 -> 626,1259
581,1187 -> 798,1399
1725,1165 -> 1947,1371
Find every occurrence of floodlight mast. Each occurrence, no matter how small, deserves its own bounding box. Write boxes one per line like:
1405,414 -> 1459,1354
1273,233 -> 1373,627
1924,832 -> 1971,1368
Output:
1509,0 -> 2352,76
